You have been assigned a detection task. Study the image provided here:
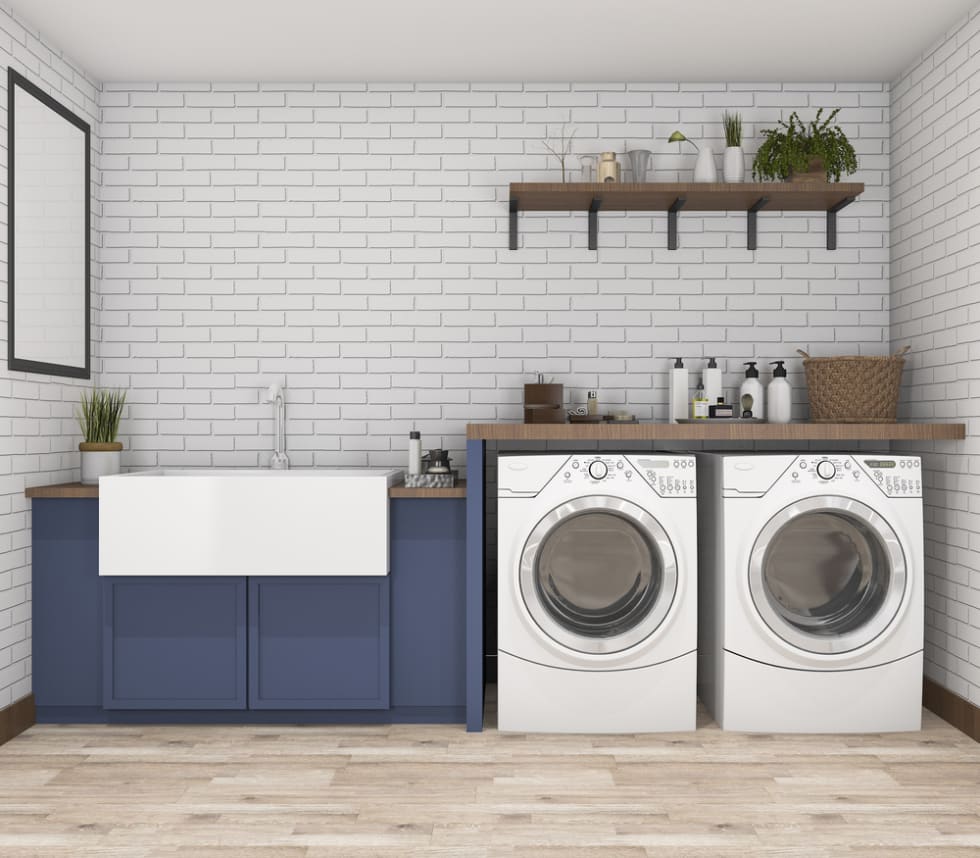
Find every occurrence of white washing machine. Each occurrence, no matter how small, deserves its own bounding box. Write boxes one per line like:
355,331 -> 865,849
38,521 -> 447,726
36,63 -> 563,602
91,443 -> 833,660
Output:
497,453 -> 697,733
697,453 -> 924,733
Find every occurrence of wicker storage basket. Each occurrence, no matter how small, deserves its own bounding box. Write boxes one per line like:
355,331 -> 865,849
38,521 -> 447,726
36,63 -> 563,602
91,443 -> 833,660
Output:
797,346 -> 910,423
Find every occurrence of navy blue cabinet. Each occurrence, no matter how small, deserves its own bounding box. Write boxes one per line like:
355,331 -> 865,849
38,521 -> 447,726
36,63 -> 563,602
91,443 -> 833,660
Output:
103,577 -> 247,709
249,576 -> 390,709
390,499 -> 465,714
32,499 -> 102,717
31,495 -> 466,722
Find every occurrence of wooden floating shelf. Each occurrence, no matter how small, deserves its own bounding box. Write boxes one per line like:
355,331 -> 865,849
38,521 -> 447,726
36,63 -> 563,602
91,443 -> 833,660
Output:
467,422 -> 965,442
509,181 -> 865,251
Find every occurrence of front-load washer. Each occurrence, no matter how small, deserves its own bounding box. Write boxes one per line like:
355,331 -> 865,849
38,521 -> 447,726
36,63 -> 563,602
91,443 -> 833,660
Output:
497,453 -> 697,733
697,453 -> 924,733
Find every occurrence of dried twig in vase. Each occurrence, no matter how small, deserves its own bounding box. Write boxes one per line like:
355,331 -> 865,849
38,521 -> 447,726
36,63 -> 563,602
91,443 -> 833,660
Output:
541,123 -> 577,183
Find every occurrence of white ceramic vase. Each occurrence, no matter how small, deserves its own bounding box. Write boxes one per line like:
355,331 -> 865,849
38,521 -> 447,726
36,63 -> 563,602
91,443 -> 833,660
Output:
693,146 -> 717,182
723,146 -> 745,183
80,442 -> 122,485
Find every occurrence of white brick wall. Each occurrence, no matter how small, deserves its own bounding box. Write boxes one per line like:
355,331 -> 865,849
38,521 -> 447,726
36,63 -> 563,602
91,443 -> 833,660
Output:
97,82 -> 889,473
0,5 -> 100,708
892,8 -> 980,707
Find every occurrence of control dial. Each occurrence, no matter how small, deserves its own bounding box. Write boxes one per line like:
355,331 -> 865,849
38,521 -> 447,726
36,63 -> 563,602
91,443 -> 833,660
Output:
588,460 -> 608,480
816,460 -> 836,480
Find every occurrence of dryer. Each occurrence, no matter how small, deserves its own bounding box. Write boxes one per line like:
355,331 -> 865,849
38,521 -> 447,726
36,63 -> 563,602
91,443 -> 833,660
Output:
497,453 -> 697,733
697,453 -> 924,733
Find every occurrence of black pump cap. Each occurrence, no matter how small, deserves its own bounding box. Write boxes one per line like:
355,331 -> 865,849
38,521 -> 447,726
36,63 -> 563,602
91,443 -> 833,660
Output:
770,360 -> 787,378
707,357 -> 717,368
409,430 -> 420,439
673,357 -> 684,368
744,361 -> 759,378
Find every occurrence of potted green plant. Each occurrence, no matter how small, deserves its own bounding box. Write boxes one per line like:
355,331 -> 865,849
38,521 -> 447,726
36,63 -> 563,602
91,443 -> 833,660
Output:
722,112 -> 744,183
752,108 -> 857,182
77,388 -> 126,485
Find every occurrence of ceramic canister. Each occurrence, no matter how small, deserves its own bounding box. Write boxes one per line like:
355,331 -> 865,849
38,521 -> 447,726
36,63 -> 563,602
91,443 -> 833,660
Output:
597,152 -> 621,182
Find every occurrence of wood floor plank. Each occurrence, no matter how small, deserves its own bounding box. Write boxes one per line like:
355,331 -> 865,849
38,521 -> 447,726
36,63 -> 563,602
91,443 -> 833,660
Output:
0,703 -> 977,857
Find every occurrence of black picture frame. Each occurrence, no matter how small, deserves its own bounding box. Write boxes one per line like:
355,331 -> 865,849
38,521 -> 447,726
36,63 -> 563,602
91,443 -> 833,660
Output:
7,66 -> 91,380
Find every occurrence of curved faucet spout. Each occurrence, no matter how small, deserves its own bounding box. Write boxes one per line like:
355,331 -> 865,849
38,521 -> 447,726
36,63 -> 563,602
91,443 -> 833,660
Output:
263,384 -> 290,470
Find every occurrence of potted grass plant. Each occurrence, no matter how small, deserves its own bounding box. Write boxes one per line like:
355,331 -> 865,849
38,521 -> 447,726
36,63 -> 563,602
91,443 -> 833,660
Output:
77,388 -> 126,485
752,108 -> 858,182
722,112 -> 744,183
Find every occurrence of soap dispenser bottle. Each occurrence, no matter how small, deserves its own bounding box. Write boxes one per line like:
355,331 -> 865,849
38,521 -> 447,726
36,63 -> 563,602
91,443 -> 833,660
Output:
704,357 -> 722,405
767,361 -> 791,424
668,357 -> 688,423
739,362 -> 764,419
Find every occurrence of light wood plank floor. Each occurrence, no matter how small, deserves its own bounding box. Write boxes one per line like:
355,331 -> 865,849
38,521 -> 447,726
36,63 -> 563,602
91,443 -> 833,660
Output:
0,701 -> 977,857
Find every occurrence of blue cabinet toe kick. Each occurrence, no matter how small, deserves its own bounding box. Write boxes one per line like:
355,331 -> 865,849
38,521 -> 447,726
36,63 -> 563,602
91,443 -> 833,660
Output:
37,706 -> 466,725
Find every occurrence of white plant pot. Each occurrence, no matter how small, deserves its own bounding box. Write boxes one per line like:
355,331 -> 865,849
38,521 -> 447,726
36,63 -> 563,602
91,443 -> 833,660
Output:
723,146 -> 745,183
693,146 -> 717,182
80,443 -> 122,485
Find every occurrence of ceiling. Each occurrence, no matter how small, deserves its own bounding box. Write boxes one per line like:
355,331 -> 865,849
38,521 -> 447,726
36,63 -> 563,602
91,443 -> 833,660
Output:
9,0 -> 978,83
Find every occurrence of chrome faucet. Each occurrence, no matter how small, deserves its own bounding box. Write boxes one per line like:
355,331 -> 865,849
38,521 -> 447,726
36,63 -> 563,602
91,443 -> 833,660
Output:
263,383 -> 289,470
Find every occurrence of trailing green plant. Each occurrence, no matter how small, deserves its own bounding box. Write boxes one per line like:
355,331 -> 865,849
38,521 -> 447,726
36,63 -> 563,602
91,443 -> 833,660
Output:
77,388 -> 126,444
752,108 -> 857,182
723,112 -> 742,148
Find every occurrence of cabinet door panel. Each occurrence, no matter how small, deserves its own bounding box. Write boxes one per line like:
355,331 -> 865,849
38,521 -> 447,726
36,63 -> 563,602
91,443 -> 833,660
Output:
390,499 -> 465,709
249,577 -> 389,710
103,577 -> 246,709
32,499 -> 101,708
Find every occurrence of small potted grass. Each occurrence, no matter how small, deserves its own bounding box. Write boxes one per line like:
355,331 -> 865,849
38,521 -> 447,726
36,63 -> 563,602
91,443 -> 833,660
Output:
722,112 -> 744,183
77,389 -> 126,485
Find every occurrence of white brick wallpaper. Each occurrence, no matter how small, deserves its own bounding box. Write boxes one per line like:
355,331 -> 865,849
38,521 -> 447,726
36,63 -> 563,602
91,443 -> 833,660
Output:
0,6 -> 100,708
892,7 -> 980,707
97,82 -> 889,473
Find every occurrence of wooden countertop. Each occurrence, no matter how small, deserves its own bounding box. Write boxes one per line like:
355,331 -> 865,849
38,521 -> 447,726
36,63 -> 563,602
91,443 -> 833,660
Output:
26,481 -> 467,500
26,482 -> 98,499
389,481 -> 466,498
466,422 -> 967,442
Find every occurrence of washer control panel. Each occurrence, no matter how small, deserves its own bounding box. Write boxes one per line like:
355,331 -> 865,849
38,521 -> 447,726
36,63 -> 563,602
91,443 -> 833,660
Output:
560,454 -> 696,497
787,455 -> 921,497
856,456 -> 922,497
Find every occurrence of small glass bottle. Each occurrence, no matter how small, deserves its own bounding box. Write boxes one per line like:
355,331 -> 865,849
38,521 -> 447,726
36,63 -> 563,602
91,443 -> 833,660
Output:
587,390 -> 598,416
691,381 -> 709,420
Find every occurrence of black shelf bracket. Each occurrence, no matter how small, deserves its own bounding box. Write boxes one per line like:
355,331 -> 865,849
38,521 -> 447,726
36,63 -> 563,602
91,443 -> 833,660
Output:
667,197 -> 686,250
826,196 -> 855,250
509,198 -> 519,250
747,197 -> 769,251
588,197 -> 602,250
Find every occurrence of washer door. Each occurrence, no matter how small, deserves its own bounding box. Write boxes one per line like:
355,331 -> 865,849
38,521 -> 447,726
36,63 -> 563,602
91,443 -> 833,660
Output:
748,496 -> 907,655
519,496 -> 678,655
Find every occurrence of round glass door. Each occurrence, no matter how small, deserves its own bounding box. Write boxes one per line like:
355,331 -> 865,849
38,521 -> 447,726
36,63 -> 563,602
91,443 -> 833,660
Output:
748,496 -> 907,655
519,497 -> 678,655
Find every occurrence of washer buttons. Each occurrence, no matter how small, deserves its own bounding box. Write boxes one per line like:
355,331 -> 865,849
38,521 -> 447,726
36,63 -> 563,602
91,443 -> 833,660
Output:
572,460 -> 579,469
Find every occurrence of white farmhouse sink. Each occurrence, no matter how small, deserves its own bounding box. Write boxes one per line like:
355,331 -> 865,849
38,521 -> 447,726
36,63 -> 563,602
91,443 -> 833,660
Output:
99,468 -> 403,577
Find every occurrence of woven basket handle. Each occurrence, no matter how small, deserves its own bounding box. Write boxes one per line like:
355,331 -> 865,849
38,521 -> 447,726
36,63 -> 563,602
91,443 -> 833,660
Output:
796,349 -> 810,360
894,345 -> 911,358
